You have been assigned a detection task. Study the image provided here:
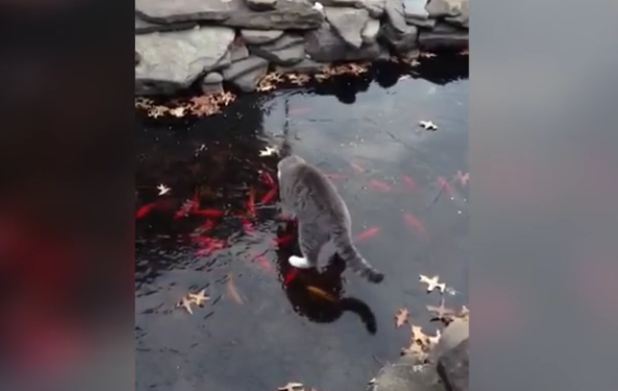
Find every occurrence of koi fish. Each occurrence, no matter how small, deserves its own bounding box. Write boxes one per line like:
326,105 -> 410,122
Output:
136,202 -> 157,220
191,208 -> 224,219
174,199 -> 199,220
259,171 -> 276,187
368,179 -> 392,192
284,268 -> 300,286
226,274 -> 244,305
402,175 -> 417,191
246,188 -> 256,218
403,212 -> 427,236
350,162 -> 365,174
354,226 -> 381,242
256,256 -> 275,273
274,234 -> 295,247
260,187 -> 278,205
437,176 -> 454,196
194,236 -> 226,256
306,285 -> 337,303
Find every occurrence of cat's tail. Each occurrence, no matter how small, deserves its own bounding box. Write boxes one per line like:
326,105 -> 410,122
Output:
333,233 -> 384,283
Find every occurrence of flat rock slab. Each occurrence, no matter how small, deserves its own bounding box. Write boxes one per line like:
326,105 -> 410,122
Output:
247,0 -> 278,11
222,56 -> 269,92
249,34 -> 305,65
275,58 -> 327,74
135,26 -> 235,95
362,18 -> 381,43
403,0 -> 436,28
371,355 -> 446,391
136,0 -> 323,30
135,15 -> 196,34
324,7 -> 370,49
240,29 -> 284,45
437,339 -> 469,391
305,22 -> 381,62
319,0 -> 385,18
418,22 -> 468,51
426,0 -> 468,27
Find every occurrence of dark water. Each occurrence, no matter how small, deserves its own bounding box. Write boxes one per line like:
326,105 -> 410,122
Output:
136,58 -> 469,391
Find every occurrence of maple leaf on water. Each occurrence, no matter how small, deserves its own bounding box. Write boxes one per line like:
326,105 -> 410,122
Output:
259,146 -> 279,157
395,308 -> 410,328
157,184 -> 171,196
187,289 -> 209,306
419,52 -> 437,58
148,105 -> 169,118
278,382 -> 305,391
169,106 -> 187,118
419,274 -> 446,294
418,120 -> 438,131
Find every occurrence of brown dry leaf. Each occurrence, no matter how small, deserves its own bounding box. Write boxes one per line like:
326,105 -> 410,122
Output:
394,308 -> 410,328
419,274 -> 446,293
411,325 -> 430,347
169,106 -> 187,118
188,95 -> 221,117
287,73 -> 311,86
419,52 -> 437,58
135,97 -> 154,110
148,105 -> 169,118
178,296 -> 195,315
187,289 -> 209,306
226,274 -> 244,305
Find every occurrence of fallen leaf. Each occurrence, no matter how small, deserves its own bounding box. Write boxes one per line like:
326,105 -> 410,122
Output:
187,289 -> 209,306
278,382 -> 305,391
427,329 -> 441,346
259,146 -> 279,157
169,106 -> 186,118
419,274 -> 446,293
418,120 -> 438,130
178,297 -> 194,315
411,325 -> 430,346
395,308 -> 410,328
426,298 -> 456,324
455,170 -> 470,186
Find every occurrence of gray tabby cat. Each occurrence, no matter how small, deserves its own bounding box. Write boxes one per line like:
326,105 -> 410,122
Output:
277,155 -> 384,283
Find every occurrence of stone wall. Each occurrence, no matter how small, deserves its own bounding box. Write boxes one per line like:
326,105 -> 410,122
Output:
135,0 -> 468,96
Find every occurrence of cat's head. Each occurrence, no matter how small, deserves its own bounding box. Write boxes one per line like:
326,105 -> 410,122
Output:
277,155 -> 305,181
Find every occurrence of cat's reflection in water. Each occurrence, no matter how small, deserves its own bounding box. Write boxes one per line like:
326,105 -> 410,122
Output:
275,225 -> 378,335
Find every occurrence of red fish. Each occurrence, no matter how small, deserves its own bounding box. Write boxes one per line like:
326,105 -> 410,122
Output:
246,188 -> 256,218
437,176 -> 454,196
259,171 -> 276,187
350,162 -> 365,174
194,236 -> 226,256
256,256 -> 275,273
174,199 -> 199,220
402,175 -> 417,191
403,212 -> 427,237
200,219 -> 217,232
192,208 -> 224,219
354,226 -> 381,242
242,218 -> 255,234
274,234 -> 295,247
136,202 -> 157,220
368,179 -> 392,192
260,187 -> 278,205
284,268 -> 300,286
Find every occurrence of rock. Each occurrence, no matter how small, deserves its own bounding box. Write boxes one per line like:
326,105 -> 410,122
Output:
418,22 -> 467,51
361,18 -> 381,44
135,26 -> 236,95
275,59 -> 327,75
201,72 -> 224,94
444,0 -> 468,28
249,34 -> 305,65
384,0 -> 412,33
425,0 -> 468,28
136,0 -> 323,30
305,22 -> 381,62
135,15 -> 196,34
370,354 -> 446,391
403,0 -> 436,28
324,7 -> 370,49
381,22 -> 418,54
437,339 -> 469,391
432,317 -> 469,360
246,0 -> 277,11
222,56 -> 269,92
318,0 -> 385,18
229,39 -> 250,62
240,29 -> 284,44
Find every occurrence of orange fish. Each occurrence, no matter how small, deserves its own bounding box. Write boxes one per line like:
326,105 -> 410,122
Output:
368,179 -> 392,192
192,208 -> 224,219
136,202 -> 157,220
174,199 -> 199,220
284,268 -> 300,286
246,188 -> 256,218
402,175 -> 417,191
255,256 -> 275,273
260,187 -> 278,205
306,285 -> 337,303
354,226 -> 381,242
194,236 -> 226,256
274,234 -> 295,247
259,171 -> 276,187
403,212 -> 427,237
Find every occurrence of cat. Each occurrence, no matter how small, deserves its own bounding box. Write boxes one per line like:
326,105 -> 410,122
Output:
277,155 -> 384,283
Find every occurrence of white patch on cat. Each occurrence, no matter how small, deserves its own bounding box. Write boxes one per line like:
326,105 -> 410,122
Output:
289,255 -> 312,269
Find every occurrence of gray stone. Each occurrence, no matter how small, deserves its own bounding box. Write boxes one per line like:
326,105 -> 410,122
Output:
381,20 -> 418,54
201,72 -> 224,94
305,22 -> 381,62
444,0 -> 468,28
437,339 -> 469,391
318,0 -> 385,18
240,29 -> 284,44
229,39 -> 250,62
249,34 -> 305,65
371,354 -> 446,391
135,26 -> 236,95
135,15 -> 197,34
275,59 -> 327,75
418,22 -> 467,51
385,0 -> 413,34
246,0 -> 277,11
426,0 -> 468,28
362,18 -> 381,44
431,317 -> 469,360
136,0 -> 323,30
324,7 -> 370,49
403,0 -> 436,28
222,56 -> 269,92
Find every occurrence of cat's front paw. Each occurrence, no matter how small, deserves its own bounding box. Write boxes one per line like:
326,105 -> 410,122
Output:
288,255 -> 312,269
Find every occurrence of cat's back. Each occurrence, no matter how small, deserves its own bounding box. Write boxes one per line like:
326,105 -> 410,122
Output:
295,163 -> 346,209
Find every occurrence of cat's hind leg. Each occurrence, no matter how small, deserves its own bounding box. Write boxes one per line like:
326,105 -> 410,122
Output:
289,222 -> 328,269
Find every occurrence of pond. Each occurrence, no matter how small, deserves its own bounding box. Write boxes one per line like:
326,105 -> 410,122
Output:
136,56 -> 469,391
